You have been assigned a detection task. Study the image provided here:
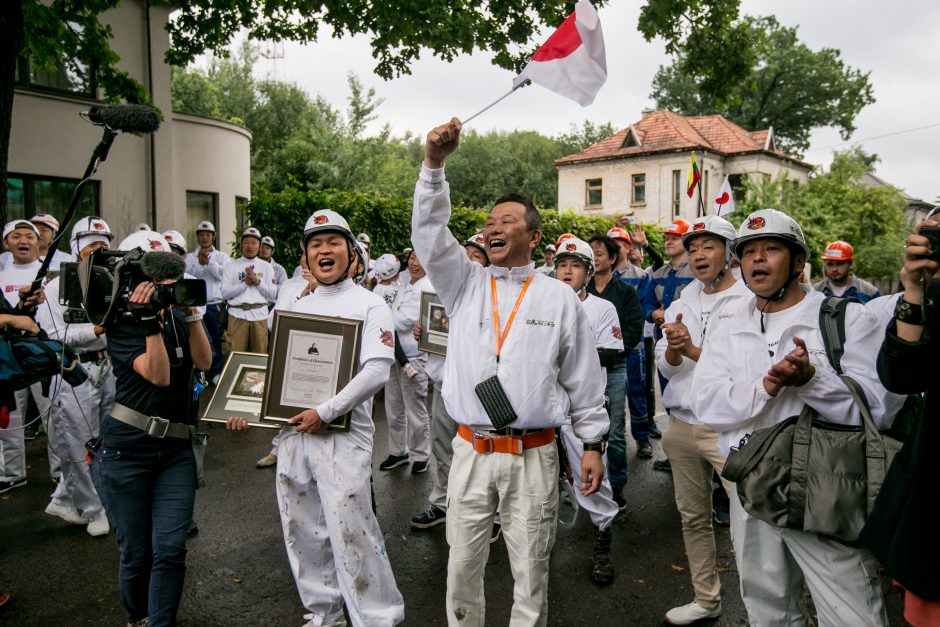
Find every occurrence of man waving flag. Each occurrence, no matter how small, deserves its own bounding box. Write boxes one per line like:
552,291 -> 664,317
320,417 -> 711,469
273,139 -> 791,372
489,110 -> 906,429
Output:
512,0 -> 607,106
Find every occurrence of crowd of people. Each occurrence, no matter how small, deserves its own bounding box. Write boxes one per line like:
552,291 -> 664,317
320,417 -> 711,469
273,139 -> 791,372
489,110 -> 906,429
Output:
0,115 -> 937,627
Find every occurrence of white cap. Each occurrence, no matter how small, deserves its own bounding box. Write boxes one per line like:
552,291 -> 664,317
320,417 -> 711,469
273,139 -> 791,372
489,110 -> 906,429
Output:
70,216 -> 113,256
118,230 -> 171,253
373,254 -> 400,281
553,237 -> 595,274
357,232 -> 371,244
131,223 -> 152,232
30,214 -> 61,232
3,219 -> 40,240
545,244 -> 556,253
241,227 -> 262,241
195,221 -> 216,234
733,209 -> 809,260
163,230 -> 188,253
352,241 -> 370,285
261,236 -> 275,248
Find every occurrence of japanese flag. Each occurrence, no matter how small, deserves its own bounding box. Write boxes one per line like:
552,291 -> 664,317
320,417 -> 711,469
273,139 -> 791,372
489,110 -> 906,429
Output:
713,176 -> 735,217
512,1 -> 607,106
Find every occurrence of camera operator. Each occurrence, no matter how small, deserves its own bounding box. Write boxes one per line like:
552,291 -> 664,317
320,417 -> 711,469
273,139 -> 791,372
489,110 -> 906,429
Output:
91,230 -> 211,627
861,216 -> 940,625
35,217 -> 115,536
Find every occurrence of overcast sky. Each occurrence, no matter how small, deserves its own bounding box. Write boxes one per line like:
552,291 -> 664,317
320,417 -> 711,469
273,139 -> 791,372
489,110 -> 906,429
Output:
240,0 -> 939,203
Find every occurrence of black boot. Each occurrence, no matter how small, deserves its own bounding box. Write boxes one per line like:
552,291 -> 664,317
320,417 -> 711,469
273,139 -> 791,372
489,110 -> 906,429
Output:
591,527 -> 614,585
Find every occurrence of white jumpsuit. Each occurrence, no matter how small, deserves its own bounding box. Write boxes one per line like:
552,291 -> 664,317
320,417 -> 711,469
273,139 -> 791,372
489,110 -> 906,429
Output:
279,278 -> 404,627
36,277 -> 113,519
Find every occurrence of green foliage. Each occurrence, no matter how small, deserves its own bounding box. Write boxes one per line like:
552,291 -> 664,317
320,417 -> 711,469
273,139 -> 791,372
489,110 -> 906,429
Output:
734,148 -> 906,279
651,16 -> 874,156
244,187 -> 666,270
638,0 -> 755,102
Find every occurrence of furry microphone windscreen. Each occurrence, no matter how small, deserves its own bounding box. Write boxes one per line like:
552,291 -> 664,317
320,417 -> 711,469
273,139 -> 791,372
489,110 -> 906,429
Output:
87,104 -> 160,133
140,252 -> 185,281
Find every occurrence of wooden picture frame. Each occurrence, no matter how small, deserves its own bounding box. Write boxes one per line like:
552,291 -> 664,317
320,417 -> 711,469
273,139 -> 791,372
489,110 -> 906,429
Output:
201,352 -> 279,429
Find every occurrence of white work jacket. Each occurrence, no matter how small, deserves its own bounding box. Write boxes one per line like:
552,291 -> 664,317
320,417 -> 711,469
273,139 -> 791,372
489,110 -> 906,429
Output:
221,256 -> 278,321
391,274 -> 432,360
655,279 -> 750,425
411,165 -> 608,443
185,247 -> 230,304
691,286 -> 904,459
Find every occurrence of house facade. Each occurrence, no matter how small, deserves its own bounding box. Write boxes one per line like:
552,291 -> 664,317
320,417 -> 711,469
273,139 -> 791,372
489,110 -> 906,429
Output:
8,1 -> 251,252
555,110 -> 812,226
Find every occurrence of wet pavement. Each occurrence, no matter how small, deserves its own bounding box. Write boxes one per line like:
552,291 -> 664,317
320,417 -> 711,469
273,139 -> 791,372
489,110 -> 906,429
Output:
0,401 -> 903,626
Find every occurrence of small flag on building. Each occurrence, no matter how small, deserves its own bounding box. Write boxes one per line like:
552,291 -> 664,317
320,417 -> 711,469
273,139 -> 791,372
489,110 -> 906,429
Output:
687,153 -> 702,198
512,0 -> 607,106
714,176 -> 735,216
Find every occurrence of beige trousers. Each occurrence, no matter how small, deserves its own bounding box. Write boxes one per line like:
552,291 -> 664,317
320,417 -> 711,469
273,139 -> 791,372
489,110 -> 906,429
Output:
445,435 -> 558,627
661,417 -> 730,610
226,316 -> 268,354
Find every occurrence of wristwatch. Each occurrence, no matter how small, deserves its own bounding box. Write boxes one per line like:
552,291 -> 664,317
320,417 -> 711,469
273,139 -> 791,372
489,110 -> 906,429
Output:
895,297 -> 930,325
583,441 -> 605,453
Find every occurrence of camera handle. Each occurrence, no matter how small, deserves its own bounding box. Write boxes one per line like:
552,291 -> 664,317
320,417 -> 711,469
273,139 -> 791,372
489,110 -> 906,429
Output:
23,128 -> 119,312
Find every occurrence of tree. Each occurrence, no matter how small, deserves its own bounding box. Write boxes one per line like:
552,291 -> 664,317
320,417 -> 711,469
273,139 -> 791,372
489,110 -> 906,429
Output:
650,16 -> 874,156
2,0 -> 615,223
733,148 -> 906,280
555,120 -> 617,157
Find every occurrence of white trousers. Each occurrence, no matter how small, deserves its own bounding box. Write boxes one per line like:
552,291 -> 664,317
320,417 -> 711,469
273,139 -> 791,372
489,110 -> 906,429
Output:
729,489 -> 887,627
384,361 -> 429,462
560,424 -> 618,531
276,430 -> 404,627
2,382 -> 59,482
445,436 -> 558,627
428,386 -> 457,509
48,362 -> 115,518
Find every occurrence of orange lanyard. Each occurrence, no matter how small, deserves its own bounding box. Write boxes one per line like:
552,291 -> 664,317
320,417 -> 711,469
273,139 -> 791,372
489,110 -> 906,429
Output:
490,274 -> 533,362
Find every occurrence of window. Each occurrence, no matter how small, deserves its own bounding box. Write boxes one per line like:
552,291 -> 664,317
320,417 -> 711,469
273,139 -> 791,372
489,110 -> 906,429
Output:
235,196 -> 249,234
671,170 -> 681,216
187,191 -> 218,251
585,179 -> 602,208
728,174 -> 747,203
632,173 -> 646,205
14,24 -> 97,98
5,174 -> 100,253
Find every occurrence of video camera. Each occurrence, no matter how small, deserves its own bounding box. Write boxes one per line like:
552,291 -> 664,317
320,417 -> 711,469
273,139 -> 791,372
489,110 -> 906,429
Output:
59,248 -> 206,326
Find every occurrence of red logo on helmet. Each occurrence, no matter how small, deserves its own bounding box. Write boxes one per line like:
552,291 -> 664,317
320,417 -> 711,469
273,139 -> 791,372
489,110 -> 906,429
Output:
692,222 -> 707,231
92,222 -> 104,230
565,242 -> 577,252
746,217 -> 766,230
314,214 -> 329,225
148,239 -> 163,250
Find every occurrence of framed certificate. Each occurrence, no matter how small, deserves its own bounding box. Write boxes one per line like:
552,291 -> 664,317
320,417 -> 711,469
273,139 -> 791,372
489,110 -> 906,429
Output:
261,311 -> 361,431
418,291 -> 448,356
201,352 -> 279,429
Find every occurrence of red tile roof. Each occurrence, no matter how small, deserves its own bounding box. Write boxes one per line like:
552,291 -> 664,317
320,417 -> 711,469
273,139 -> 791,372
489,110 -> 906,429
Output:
555,110 -> 808,167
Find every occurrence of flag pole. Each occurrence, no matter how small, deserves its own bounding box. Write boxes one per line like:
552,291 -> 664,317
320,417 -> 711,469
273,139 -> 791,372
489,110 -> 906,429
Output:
697,152 -> 707,217
462,80 -> 531,125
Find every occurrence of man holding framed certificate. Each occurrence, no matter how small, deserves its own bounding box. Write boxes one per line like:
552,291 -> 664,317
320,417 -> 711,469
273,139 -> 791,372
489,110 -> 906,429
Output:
228,209 -> 403,627
413,119 -> 608,626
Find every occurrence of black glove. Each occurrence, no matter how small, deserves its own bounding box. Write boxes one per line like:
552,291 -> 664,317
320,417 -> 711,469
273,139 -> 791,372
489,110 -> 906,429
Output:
127,301 -> 163,336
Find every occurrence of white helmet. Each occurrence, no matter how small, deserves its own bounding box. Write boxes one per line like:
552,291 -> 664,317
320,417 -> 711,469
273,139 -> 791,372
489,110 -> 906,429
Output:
683,216 -> 736,250
30,214 -> 61,233
69,216 -> 113,256
356,232 -> 371,245
732,209 -> 810,260
464,233 -> 486,255
163,230 -> 187,254
373,253 -> 400,281
118,230 -> 170,253
260,236 -> 275,249
553,237 -> 595,275
131,222 -> 152,232
301,209 -> 356,249
352,240 -> 370,285
195,220 -> 216,234
241,227 -> 262,242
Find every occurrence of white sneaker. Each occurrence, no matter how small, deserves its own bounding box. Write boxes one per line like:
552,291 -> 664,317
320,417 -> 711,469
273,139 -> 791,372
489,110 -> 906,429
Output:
45,501 -> 87,525
665,601 -> 721,625
87,514 -> 110,537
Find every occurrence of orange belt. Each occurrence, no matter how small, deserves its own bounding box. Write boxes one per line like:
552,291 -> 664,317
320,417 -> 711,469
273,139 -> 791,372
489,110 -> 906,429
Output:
457,424 -> 555,456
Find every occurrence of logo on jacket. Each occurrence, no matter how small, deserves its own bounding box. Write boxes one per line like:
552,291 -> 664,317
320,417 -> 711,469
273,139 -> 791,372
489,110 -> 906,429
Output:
380,329 -> 394,347
746,217 -> 766,230
612,326 -> 622,340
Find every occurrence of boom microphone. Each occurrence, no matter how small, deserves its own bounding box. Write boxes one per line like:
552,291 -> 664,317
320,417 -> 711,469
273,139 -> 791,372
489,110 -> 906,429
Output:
86,104 -> 160,133
140,252 -> 185,281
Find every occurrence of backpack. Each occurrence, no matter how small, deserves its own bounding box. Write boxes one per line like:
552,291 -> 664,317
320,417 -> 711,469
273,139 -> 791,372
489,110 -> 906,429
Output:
0,329 -> 88,391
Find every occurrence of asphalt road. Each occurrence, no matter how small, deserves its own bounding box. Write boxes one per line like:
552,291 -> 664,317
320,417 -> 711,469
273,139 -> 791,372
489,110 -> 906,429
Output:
0,400 -> 902,626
